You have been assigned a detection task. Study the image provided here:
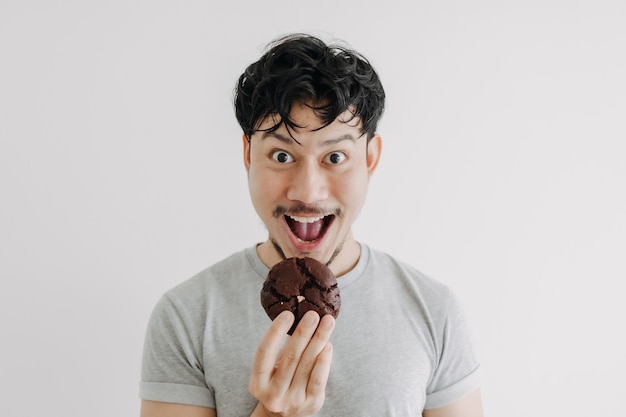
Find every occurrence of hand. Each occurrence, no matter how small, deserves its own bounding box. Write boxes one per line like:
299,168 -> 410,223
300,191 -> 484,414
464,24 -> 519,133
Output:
249,310 -> 335,417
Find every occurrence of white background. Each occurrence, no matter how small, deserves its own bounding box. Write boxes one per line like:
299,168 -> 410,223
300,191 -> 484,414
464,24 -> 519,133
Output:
1,1 -> 625,416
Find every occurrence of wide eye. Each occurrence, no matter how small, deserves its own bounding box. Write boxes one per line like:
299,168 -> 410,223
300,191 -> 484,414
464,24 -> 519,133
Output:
325,151 -> 346,164
271,150 -> 294,163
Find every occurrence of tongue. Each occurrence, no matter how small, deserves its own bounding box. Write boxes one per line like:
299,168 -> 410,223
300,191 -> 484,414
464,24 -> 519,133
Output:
291,218 -> 324,241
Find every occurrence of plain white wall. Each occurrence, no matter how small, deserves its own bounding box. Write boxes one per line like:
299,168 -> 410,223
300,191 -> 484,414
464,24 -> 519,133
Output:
1,1 -> 624,416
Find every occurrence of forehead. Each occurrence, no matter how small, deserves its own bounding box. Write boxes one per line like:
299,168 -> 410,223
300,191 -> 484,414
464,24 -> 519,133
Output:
255,103 -> 364,145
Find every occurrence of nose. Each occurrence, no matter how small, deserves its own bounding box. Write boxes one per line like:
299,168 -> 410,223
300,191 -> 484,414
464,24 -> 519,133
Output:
286,160 -> 329,204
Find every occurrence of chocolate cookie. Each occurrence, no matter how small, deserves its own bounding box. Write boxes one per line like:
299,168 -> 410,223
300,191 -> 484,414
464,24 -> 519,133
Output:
260,257 -> 341,335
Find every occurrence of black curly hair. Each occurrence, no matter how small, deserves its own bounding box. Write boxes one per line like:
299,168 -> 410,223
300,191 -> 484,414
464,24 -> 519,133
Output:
234,33 -> 385,142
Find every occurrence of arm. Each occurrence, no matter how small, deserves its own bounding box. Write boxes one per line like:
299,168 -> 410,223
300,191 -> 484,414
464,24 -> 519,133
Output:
140,400 -> 216,417
422,388 -> 483,417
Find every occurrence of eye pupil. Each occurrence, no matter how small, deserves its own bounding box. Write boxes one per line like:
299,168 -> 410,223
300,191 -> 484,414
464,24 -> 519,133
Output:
330,153 -> 342,163
277,152 -> 288,163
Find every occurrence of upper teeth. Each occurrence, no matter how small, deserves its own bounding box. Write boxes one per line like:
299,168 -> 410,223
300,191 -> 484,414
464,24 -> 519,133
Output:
288,215 -> 324,223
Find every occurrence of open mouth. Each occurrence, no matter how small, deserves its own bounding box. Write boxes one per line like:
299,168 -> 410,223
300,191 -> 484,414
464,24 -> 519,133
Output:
285,214 -> 334,242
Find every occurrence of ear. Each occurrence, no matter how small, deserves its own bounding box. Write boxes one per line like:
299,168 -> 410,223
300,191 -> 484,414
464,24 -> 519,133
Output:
242,134 -> 251,172
366,134 -> 382,177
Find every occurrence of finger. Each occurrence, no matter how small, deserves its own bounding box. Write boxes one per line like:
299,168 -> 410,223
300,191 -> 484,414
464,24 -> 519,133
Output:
251,311 -> 294,383
273,312 -> 321,372
291,314 -> 335,387
306,342 -> 333,400
270,310 -> 320,391
276,313 -> 335,369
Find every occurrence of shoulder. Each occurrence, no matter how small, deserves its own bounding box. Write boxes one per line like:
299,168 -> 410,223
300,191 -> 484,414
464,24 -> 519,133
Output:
361,245 -> 462,329
366,246 -> 454,298
166,247 -> 259,300
152,247 -> 261,319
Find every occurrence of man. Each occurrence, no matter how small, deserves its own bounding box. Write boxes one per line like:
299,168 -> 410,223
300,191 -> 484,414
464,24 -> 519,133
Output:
140,33 -> 483,417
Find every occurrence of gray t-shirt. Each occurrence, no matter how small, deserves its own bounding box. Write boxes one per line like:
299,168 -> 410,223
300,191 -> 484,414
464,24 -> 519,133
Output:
140,244 -> 480,416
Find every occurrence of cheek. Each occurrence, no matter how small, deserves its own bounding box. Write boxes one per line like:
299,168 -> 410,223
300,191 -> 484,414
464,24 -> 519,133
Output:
247,169 -> 265,207
332,169 -> 369,208
248,168 -> 281,208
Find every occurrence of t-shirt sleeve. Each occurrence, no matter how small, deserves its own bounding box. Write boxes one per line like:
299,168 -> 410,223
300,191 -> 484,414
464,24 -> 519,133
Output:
424,290 -> 481,409
139,293 -> 215,408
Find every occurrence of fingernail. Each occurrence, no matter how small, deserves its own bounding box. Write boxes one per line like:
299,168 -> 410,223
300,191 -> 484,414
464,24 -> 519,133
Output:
277,310 -> 293,323
302,311 -> 317,327
321,315 -> 335,329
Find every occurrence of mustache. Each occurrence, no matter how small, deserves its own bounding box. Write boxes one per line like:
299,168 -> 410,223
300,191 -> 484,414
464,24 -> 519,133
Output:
272,204 -> 343,219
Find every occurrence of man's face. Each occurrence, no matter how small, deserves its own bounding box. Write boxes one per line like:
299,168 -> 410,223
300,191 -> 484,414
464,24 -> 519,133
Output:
243,103 -> 382,275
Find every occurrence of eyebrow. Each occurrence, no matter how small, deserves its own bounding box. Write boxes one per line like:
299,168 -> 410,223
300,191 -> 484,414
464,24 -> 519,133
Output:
261,131 -> 357,146
261,131 -> 293,144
